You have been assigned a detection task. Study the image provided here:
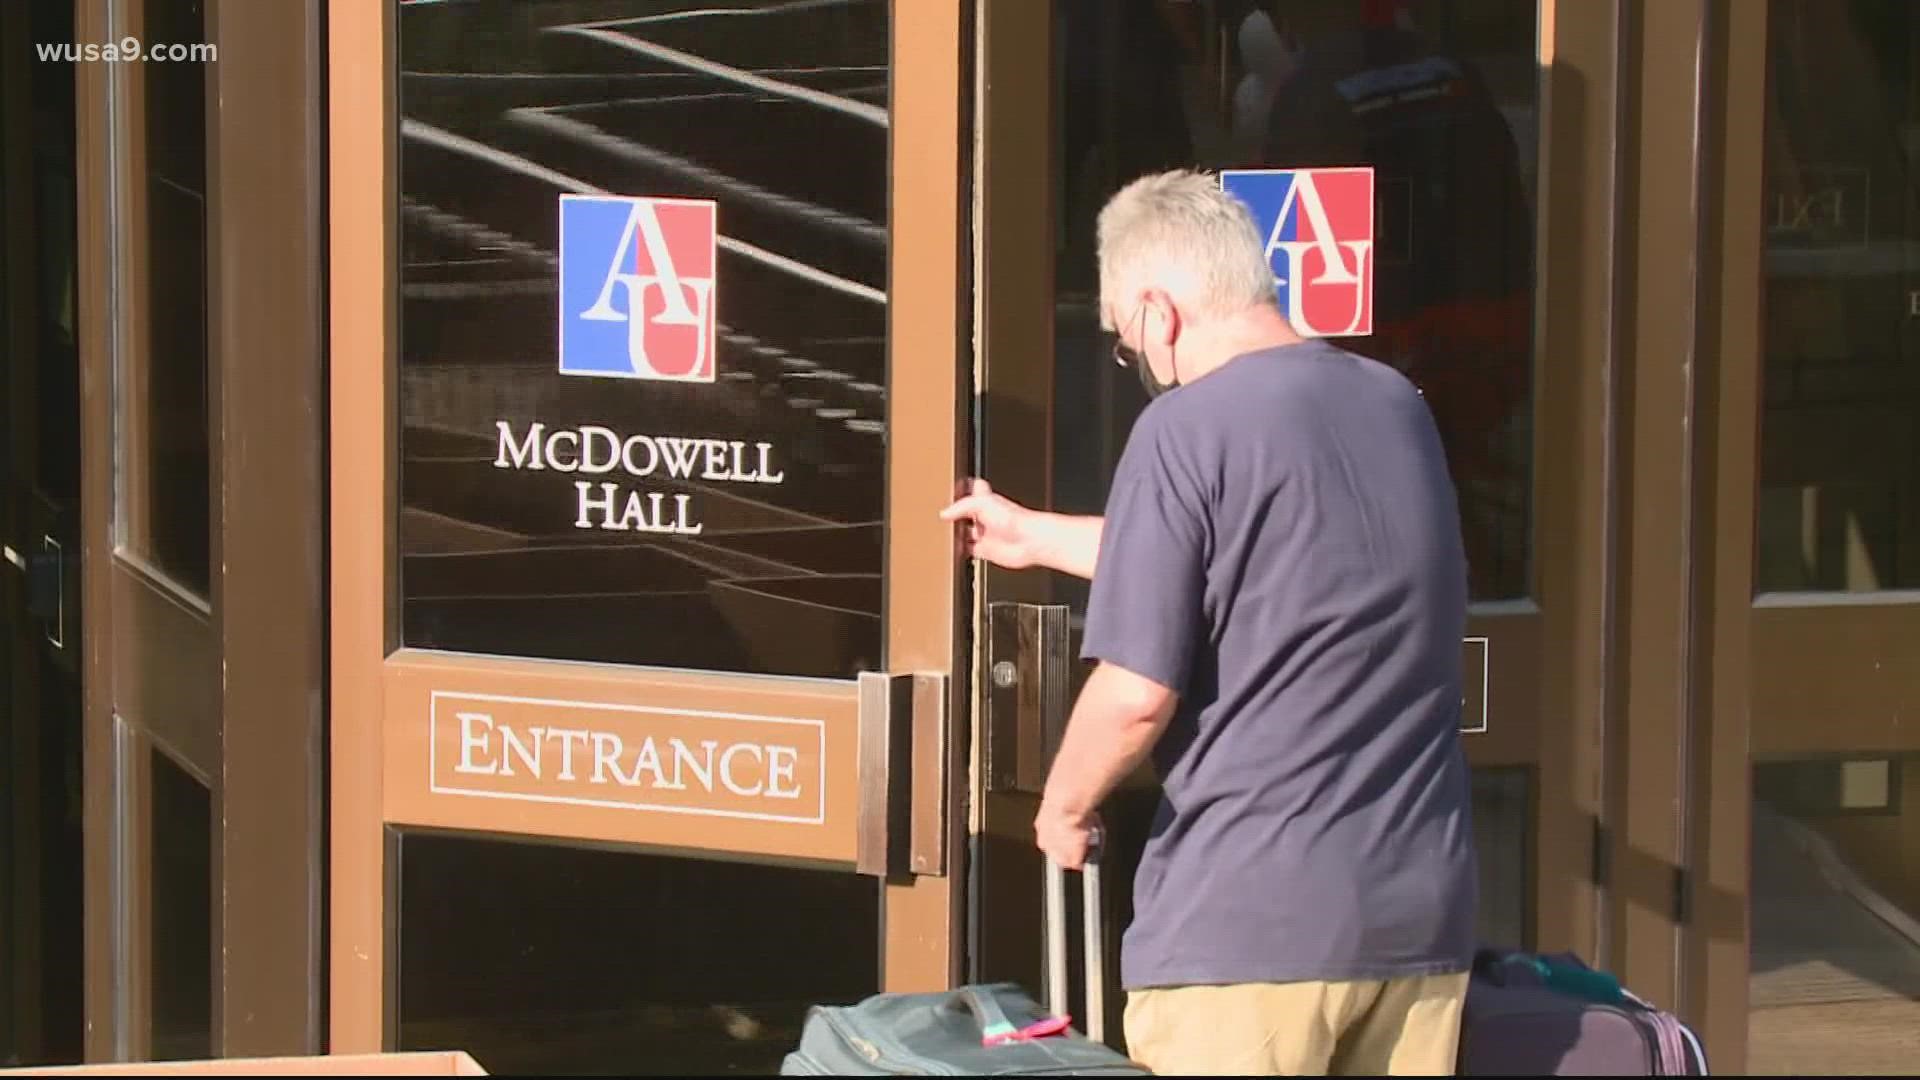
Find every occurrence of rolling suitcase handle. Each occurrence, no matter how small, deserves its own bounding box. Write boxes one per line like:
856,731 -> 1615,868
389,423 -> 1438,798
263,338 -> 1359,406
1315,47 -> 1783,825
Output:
1044,827 -> 1106,1043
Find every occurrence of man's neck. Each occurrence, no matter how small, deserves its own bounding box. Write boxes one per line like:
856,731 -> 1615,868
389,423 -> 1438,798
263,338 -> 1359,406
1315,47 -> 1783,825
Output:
1177,306 -> 1306,383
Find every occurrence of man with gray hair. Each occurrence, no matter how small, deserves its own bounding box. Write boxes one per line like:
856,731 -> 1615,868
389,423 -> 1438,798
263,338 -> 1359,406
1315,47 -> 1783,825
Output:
942,169 -> 1479,1075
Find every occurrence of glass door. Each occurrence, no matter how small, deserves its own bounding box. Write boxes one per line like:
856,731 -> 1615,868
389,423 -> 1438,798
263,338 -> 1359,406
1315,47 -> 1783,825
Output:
969,0 -> 1619,1038
1740,1 -> 1920,1072
329,2 -> 970,1073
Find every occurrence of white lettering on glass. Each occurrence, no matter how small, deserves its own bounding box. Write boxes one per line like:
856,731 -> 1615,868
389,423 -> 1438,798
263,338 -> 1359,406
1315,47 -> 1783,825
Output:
493,421 -> 786,535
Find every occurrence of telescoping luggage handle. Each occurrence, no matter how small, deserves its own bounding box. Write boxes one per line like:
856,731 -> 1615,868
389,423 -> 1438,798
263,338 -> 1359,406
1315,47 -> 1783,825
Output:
1044,828 -> 1106,1043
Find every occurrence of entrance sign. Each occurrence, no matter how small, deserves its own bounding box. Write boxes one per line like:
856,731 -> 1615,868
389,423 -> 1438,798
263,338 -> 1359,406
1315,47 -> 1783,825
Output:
559,194 -> 719,381
379,655 -> 864,866
429,690 -> 827,824
1220,167 -> 1376,338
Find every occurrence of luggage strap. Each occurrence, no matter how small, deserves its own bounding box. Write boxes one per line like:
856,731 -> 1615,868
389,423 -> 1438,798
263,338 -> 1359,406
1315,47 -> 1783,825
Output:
981,1016 -> 1074,1047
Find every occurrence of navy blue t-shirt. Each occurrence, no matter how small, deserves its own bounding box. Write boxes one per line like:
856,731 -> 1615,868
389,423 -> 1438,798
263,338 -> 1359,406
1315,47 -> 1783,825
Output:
1081,340 -> 1479,990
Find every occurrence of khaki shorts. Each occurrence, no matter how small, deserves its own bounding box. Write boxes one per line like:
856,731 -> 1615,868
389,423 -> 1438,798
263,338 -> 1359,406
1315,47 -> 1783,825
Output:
1122,972 -> 1469,1076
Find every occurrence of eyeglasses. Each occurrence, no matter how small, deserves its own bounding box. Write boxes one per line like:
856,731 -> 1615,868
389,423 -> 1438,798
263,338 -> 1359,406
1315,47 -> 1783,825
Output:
1110,303 -> 1146,370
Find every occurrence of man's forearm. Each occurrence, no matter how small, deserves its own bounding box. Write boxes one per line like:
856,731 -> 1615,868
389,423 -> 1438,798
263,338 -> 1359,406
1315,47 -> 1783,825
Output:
1031,513 -> 1104,580
1039,667 -> 1171,820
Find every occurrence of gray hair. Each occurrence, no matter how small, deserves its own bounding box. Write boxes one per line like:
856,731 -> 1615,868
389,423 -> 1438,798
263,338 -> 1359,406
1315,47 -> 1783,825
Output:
1096,169 -> 1277,325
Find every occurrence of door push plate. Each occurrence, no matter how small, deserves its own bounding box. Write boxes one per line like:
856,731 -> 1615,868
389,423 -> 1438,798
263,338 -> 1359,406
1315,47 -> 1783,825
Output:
985,602 -> 1072,794
856,671 -> 950,879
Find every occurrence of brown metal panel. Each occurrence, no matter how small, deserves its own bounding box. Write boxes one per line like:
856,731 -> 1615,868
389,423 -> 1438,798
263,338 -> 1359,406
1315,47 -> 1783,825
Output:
197,0 -> 228,1050
972,0 -> 1055,585
108,566 -> 216,780
207,0 -> 326,1055
326,0 -> 395,1054
1751,603 -> 1920,755
1689,2 -> 1764,1068
909,672 -> 952,877
1451,0 -> 1626,969
71,0 -> 121,1058
882,0 -> 970,994
1610,0 -> 1707,1011
107,0 -> 156,574
969,0 -> 1056,1000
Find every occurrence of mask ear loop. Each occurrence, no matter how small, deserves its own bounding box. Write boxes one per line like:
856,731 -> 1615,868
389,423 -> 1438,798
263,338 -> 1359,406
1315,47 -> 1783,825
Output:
1110,301 -> 1144,369
1132,301 -> 1181,399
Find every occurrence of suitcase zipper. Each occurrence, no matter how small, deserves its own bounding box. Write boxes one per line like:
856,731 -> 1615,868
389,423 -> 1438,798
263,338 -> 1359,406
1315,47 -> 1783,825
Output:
818,1011 -> 941,1075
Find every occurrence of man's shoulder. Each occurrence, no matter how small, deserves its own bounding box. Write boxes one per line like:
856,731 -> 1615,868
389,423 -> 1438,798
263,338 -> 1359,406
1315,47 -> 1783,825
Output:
1169,341 -> 1419,425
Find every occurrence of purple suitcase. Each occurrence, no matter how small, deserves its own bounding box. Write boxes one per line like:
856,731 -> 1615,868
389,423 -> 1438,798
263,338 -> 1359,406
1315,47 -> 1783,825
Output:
1456,950 -> 1709,1076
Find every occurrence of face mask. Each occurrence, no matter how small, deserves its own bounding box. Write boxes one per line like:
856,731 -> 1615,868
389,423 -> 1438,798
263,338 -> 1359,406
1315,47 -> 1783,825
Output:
1123,344 -> 1179,399
1112,303 -> 1179,399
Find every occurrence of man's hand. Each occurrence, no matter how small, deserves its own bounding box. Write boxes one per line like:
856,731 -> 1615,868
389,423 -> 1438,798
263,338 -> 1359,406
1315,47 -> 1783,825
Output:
1035,801 -> 1103,871
939,478 -> 1042,570
940,479 -> 1106,579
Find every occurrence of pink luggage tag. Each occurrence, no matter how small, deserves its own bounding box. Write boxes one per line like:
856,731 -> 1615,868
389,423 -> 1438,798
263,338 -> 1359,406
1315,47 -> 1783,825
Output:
981,1015 -> 1074,1047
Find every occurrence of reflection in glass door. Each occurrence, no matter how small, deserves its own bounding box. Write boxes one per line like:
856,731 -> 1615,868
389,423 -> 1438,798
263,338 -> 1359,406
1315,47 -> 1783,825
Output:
1747,1 -> 1920,1073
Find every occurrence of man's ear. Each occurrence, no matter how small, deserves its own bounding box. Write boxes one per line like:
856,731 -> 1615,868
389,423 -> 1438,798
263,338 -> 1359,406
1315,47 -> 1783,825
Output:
1145,289 -> 1182,346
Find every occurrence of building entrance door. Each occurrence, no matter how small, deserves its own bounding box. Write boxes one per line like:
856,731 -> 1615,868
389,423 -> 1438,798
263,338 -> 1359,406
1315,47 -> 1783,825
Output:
965,0 -> 1622,1045
328,2 -> 969,1073
66,0 -> 325,1063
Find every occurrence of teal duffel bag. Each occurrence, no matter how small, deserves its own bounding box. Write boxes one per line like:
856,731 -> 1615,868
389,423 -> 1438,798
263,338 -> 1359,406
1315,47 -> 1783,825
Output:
778,981 -> 1149,1076
780,854 -> 1150,1075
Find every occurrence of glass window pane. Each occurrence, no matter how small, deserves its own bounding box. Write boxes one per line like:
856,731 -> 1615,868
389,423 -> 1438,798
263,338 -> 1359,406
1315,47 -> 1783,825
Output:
394,832 -> 880,1075
1749,755 -> 1920,1074
124,0 -> 211,597
149,746 -> 211,1062
395,1 -> 891,678
1470,766 -> 1530,950
1049,0 -> 1538,604
1757,0 -> 1920,593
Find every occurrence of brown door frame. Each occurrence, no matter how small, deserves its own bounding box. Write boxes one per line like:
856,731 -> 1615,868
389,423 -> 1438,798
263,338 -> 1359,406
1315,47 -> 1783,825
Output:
71,0 -> 325,1062
1609,0 -> 1772,1070
966,0 -> 1626,1014
1690,1 -> 1763,1072
326,0 -> 973,1052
